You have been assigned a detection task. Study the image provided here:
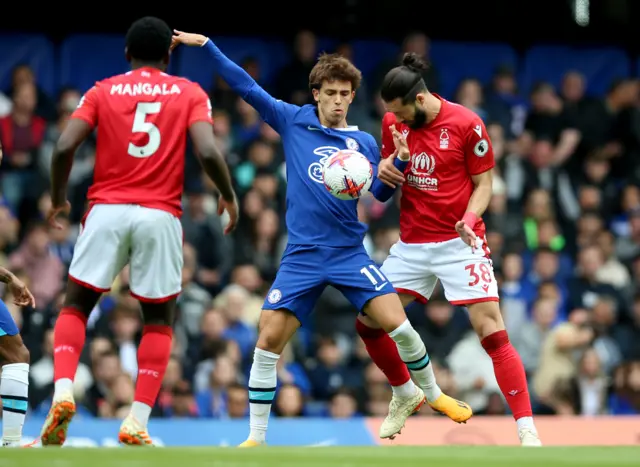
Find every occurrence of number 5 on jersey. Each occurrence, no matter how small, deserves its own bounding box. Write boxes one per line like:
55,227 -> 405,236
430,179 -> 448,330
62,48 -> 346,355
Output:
128,102 -> 161,158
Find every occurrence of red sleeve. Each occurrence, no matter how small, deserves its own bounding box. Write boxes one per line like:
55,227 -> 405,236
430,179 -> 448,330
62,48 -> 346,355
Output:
464,117 -> 495,175
71,85 -> 100,128
381,112 -> 397,159
188,84 -> 214,127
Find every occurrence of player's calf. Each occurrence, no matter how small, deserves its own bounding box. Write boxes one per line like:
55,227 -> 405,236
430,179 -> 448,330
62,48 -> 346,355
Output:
468,300 -> 540,444
0,334 -> 30,447
244,309 -> 299,446
362,294 -> 442,402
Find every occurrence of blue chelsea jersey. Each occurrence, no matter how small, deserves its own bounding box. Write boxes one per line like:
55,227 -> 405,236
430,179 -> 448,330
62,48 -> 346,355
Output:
202,40 -> 395,247
275,105 -> 381,246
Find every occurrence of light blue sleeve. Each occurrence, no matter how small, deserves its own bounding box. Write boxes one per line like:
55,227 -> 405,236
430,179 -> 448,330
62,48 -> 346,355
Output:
203,39 -> 299,133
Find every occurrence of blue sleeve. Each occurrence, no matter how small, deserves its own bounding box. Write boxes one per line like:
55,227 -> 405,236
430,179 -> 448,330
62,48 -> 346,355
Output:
203,39 -> 298,133
363,136 -> 408,202
369,158 -> 409,202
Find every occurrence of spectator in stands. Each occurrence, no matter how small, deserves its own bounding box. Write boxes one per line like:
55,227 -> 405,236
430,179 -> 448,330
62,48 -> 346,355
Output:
371,31 -> 440,98
455,78 -> 488,121
275,30 -> 318,105
0,82 -> 47,216
8,64 -> 57,121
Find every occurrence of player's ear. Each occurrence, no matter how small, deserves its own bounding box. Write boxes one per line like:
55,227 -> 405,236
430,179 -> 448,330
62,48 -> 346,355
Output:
312,88 -> 320,103
124,47 -> 131,63
350,91 -> 355,102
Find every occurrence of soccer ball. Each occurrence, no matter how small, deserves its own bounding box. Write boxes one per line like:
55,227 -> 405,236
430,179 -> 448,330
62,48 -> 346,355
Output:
322,150 -> 374,200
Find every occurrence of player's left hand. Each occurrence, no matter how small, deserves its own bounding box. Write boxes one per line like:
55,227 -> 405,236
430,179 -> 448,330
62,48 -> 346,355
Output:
378,155 -> 405,188
172,30 -> 208,49
46,201 -> 71,230
7,275 -> 36,308
218,195 -> 239,235
455,219 -> 477,249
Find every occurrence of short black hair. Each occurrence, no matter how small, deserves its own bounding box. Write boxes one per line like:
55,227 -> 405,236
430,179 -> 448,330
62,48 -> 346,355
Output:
125,17 -> 172,62
380,52 -> 429,104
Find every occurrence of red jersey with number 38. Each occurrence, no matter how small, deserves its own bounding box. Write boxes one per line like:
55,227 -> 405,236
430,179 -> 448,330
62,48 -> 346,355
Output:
381,95 -> 495,244
71,67 -> 213,217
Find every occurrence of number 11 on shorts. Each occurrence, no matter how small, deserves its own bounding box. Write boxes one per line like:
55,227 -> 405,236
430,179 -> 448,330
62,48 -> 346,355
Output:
360,265 -> 387,285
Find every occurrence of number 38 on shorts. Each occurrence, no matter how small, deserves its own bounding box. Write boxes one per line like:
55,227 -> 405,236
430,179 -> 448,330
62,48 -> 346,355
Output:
380,237 -> 500,306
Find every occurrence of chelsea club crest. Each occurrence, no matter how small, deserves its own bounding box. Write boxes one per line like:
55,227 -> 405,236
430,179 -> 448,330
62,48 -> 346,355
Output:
346,137 -> 359,151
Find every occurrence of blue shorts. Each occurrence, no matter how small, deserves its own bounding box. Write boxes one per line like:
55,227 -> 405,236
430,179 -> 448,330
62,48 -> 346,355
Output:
263,244 -> 396,321
0,299 -> 19,337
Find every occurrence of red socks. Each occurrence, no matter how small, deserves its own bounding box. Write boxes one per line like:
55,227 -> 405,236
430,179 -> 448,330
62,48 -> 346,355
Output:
356,319 -> 411,386
134,325 -> 173,407
53,307 -> 88,382
481,330 -> 533,420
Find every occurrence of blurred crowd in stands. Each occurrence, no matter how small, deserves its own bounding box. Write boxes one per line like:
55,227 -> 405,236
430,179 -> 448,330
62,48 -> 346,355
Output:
0,30 -> 639,420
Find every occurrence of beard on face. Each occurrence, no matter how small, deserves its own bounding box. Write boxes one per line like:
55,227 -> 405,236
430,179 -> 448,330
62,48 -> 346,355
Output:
407,104 -> 427,129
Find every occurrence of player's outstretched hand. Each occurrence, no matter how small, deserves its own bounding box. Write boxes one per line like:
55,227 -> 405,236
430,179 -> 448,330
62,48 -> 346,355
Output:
7,275 -> 36,308
455,219 -> 477,249
172,30 -> 208,49
378,155 -> 405,188
218,195 -> 239,235
46,201 -> 71,231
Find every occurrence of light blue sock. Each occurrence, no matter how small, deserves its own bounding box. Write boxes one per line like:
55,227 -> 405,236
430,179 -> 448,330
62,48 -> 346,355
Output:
247,348 -> 279,443
1,363 -> 29,446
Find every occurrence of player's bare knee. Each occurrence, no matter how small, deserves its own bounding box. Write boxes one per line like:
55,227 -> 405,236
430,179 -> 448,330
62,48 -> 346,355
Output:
64,281 -> 102,317
141,299 -> 176,327
256,309 -> 299,354
467,301 -> 505,339
356,314 -> 381,329
362,293 -> 407,333
0,336 -> 30,364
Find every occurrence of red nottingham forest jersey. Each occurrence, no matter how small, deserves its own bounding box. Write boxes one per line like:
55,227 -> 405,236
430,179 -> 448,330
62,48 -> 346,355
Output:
71,67 -> 213,217
381,95 -> 495,243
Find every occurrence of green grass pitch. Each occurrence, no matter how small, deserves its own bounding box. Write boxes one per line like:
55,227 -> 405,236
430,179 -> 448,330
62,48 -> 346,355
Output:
2,447 -> 640,467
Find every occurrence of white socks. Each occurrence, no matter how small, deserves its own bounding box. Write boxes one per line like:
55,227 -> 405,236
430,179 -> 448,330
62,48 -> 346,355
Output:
392,380 -> 418,398
517,416 -> 536,432
247,348 -> 279,444
54,377 -> 73,400
388,320 -> 442,402
131,401 -> 152,428
1,363 -> 29,447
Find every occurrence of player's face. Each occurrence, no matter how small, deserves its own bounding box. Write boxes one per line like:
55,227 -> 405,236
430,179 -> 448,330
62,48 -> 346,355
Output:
313,80 -> 354,127
384,97 -> 427,129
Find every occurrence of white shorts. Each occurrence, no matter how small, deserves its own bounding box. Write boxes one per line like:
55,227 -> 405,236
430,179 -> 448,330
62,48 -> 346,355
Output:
68,204 -> 183,302
380,236 -> 499,305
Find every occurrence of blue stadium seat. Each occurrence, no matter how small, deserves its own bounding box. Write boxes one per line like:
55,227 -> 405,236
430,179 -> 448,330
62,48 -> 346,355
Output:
0,34 -> 56,96
521,45 -> 630,96
351,40 -> 399,80
176,37 -> 290,91
59,34 -> 131,92
429,41 -> 519,100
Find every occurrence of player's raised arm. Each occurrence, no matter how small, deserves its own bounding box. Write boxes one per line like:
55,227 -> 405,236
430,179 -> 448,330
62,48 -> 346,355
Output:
172,30 -> 298,134
48,86 -> 97,228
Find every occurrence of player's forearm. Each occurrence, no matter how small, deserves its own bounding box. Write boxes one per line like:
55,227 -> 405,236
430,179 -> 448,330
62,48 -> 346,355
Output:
203,39 -> 270,109
0,267 -> 15,284
50,146 -> 74,206
370,158 -> 409,202
199,151 -> 235,201
465,183 -> 492,219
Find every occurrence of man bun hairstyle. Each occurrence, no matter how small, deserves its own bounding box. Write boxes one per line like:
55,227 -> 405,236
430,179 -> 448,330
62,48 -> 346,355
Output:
126,16 -> 172,62
380,52 -> 429,104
